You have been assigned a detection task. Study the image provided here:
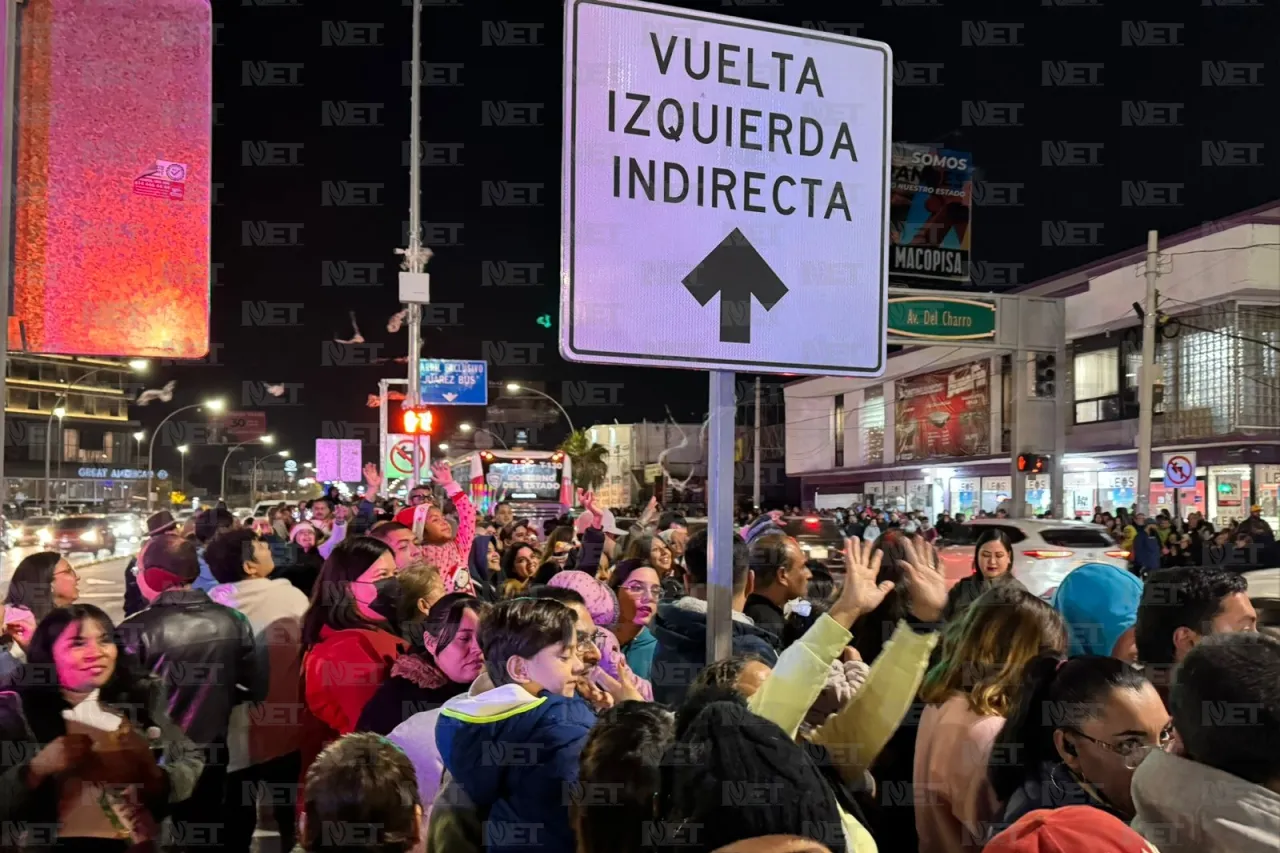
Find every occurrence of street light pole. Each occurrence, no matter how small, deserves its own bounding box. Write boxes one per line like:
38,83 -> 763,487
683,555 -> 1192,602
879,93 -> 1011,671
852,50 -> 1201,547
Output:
250,450 -> 289,505
147,401 -> 225,512
507,384 -> 576,435
221,436 -> 272,502
177,446 -> 188,495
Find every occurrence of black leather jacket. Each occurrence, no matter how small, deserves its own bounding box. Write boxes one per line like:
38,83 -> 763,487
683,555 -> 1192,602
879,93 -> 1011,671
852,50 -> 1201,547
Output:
118,588 -> 266,748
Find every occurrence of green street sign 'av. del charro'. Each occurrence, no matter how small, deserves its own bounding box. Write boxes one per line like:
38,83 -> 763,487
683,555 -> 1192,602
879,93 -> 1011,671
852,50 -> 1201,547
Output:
887,296 -> 997,342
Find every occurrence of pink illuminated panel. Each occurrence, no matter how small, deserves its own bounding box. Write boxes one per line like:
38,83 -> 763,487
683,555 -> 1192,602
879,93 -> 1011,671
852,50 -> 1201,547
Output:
13,0 -> 212,357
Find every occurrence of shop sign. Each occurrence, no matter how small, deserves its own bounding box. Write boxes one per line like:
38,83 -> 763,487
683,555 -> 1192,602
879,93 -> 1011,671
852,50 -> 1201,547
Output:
1026,476 -> 1049,491
885,481 -> 906,496
887,296 -> 996,341
1099,470 -> 1138,490
982,476 -> 1012,493
907,480 -> 929,497
77,467 -> 151,480
952,479 -> 978,493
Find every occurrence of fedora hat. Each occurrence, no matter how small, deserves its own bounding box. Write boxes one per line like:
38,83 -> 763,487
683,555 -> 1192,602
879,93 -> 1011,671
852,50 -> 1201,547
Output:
145,510 -> 179,537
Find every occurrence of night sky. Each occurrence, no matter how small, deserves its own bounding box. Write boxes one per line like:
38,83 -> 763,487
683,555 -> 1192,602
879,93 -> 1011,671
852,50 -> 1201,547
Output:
143,0 -> 1279,485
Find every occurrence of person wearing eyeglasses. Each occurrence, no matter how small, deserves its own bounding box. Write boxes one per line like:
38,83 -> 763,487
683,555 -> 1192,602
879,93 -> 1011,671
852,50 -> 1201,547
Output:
988,655 -> 1172,832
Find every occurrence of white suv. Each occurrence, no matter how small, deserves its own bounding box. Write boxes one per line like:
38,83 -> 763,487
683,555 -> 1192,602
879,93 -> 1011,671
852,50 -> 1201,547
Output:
937,518 -> 1130,599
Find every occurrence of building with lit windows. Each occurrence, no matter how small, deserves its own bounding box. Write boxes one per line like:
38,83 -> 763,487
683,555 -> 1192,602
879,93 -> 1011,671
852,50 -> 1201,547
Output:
3,354 -> 144,511
785,200 -> 1280,531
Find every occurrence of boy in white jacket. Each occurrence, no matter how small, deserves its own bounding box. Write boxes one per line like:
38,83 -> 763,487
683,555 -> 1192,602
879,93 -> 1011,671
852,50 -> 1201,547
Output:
205,527 -> 310,853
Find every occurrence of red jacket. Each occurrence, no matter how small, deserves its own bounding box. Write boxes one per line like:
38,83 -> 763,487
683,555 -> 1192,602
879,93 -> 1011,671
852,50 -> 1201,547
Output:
298,626 -> 406,783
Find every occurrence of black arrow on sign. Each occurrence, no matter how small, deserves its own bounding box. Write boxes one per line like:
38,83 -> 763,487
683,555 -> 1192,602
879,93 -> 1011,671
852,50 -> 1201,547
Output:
682,228 -> 788,344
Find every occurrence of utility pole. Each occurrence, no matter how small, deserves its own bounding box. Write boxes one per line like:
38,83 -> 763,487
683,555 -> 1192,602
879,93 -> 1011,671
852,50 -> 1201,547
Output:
752,377 -> 762,510
400,0 -> 431,494
1135,230 -> 1160,517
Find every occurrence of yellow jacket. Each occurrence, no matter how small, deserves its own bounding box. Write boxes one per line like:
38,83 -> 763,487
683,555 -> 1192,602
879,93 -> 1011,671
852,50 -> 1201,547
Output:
748,615 -> 939,853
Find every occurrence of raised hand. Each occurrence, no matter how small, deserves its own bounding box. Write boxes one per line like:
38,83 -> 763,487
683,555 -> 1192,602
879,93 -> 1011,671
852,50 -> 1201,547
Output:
828,537 -> 893,629
363,462 -> 383,493
429,461 -> 454,486
900,538 -> 948,623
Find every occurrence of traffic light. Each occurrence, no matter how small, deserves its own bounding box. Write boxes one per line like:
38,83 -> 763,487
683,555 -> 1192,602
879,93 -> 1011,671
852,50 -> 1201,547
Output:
402,408 -> 433,434
1017,454 -> 1049,475
1033,354 -> 1056,398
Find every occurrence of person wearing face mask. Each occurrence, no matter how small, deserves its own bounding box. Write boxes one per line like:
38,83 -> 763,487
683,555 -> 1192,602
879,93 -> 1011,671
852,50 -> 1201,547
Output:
434,599 -> 614,853
360,593 -> 490,736
204,528 -> 310,853
988,655 -> 1173,832
297,537 -> 406,789
941,528 -> 1024,623
0,604 -> 203,852
392,463 -> 476,595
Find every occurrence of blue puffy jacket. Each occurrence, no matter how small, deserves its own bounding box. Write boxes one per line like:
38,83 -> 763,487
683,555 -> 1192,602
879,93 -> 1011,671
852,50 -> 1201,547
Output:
435,683 -> 596,853
649,596 -> 780,706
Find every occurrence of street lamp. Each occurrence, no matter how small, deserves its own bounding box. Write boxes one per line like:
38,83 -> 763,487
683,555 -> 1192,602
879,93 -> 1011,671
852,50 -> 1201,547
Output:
250,449 -> 290,505
147,398 -> 226,511
177,445 -> 189,495
505,383 -> 577,434
438,443 -> 449,452
132,431 -> 145,467
220,434 -> 273,503
458,422 -> 509,449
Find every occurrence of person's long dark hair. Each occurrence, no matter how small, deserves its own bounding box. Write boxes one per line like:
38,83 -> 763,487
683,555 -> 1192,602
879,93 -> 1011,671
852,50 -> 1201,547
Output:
4,551 -> 63,621
972,528 -> 1014,576
301,536 -> 395,650
420,593 -> 490,671
989,654 -> 1151,803
21,604 -> 155,745
500,541 -> 537,583
851,529 -> 924,662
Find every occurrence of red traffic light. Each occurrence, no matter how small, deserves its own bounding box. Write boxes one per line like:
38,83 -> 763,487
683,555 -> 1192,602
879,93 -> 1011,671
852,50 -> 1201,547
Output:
403,408 -> 433,434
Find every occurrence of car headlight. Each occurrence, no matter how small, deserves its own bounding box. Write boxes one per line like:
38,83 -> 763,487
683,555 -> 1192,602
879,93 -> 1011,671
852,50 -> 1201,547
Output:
37,528 -> 52,543
80,530 -> 98,543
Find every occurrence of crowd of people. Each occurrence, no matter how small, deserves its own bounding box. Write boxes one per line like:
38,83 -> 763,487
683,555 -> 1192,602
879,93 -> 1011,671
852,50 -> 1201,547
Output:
0,470 -> 1275,852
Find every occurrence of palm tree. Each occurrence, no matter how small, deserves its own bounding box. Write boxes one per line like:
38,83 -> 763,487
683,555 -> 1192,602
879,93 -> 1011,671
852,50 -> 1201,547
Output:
559,429 -> 609,492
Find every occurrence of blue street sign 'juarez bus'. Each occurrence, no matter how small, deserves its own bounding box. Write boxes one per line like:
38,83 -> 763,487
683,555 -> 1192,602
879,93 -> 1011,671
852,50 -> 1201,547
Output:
419,359 -> 488,406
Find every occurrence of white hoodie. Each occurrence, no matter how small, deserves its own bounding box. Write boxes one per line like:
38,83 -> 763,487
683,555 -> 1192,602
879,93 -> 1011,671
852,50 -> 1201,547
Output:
1131,749 -> 1280,853
209,576 -> 310,772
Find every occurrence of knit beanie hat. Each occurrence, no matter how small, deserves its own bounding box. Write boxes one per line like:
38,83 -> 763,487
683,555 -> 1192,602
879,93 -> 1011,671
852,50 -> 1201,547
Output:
985,807 -> 1161,853
663,700 -> 847,853
548,570 -> 619,626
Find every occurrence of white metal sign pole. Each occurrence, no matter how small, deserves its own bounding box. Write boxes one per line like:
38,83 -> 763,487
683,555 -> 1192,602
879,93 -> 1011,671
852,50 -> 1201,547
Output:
378,379 -> 390,499
706,370 -> 736,666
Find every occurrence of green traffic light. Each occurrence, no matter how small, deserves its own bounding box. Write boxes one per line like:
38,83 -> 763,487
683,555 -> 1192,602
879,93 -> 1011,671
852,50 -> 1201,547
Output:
536,314 -> 552,329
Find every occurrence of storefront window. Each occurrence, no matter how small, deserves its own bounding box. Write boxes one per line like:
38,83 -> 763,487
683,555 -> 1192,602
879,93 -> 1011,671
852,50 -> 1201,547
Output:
907,480 -> 931,513
1209,465 -> 1252,527
884,481 -> 907,513
949,478 -> 979,517
863,481 -> 884,508
1097,470 -> 1138,515
1064,472 -> 1097,519
1026,475 -> 1051,516
1256,465 -> 1280,533
981,476 -> 1011,514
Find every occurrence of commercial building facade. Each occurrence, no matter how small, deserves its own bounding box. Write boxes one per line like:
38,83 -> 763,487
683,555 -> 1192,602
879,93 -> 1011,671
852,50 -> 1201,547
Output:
3,354 -> 145,510
785,201 -> 1280,531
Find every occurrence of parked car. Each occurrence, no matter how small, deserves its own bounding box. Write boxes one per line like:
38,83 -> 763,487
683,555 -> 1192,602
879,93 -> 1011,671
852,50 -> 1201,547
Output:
14,516 -> 57,547
52,515 -> 117,556
781,515 -> 847,574
936,518 -> 1129,599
